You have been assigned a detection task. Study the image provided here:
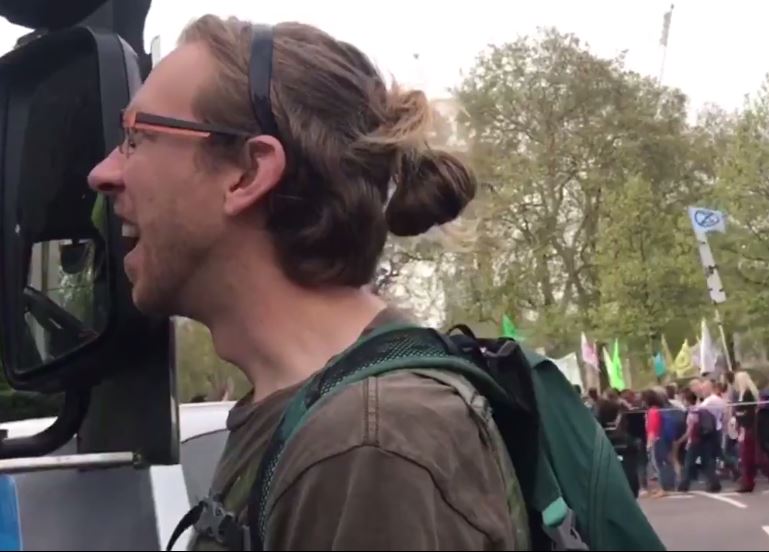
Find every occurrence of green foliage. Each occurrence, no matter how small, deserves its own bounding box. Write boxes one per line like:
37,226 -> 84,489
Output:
713,78 -> 769,347
0,390 -> 63,423
432,27 -> 718,365
175,319 -> 250,402
594,174 -> 708,350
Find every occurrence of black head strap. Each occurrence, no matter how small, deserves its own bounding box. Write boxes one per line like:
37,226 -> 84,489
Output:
249,24 -> 280,138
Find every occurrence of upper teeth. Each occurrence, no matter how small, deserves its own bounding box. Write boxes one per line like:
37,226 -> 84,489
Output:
122,224 -> 139,238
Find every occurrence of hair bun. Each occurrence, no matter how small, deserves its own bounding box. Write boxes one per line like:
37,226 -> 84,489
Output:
385,149 -> 476,237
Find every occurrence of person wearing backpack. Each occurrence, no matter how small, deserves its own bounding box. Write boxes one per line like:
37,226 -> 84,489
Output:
677,390 -> 721,493
88,14 -> 664,552
643,390 -> 676,497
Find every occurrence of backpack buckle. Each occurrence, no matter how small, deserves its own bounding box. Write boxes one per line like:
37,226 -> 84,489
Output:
542,507 -> 588,551
195,497 -> 248,550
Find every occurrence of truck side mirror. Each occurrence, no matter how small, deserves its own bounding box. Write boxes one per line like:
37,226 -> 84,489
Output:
0,26 -> 144,393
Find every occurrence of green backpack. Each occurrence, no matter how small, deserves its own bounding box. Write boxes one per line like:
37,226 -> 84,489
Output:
244,323 -> 665,551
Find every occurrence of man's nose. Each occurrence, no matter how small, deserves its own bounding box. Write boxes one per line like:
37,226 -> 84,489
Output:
87,148 -> 125,196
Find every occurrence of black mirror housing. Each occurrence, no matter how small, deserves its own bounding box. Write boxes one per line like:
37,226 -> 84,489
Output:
0,26 -> 161,393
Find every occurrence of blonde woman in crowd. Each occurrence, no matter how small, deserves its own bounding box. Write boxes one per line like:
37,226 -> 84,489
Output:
734,371 -> 761,492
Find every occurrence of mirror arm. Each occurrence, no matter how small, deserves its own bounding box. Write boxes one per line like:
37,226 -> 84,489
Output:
0,386 -> 91,459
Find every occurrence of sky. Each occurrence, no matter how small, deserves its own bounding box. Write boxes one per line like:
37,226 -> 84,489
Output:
0,0 -> 767,118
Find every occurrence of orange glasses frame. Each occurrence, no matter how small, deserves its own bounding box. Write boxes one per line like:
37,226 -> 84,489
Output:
120,110 -> 253,149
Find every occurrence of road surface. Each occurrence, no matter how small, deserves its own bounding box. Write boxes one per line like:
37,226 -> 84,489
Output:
641,481 -> 769,550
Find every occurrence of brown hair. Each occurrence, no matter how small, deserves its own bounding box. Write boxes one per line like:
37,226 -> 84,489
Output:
179,16 -> 476,287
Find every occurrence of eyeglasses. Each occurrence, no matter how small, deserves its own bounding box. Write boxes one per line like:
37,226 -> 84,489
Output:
119,24 -> 280,155
118,110 -> 253,154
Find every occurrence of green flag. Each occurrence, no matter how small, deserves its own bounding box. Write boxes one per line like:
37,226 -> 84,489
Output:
501,314 -> 519,339
611,339 -> 626,391
602,347 -> 616,385
653,351 -> 667,378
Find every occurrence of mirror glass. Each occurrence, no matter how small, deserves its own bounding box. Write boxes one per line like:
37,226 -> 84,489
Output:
4,41 -> 112,374
21,236 -> 108,370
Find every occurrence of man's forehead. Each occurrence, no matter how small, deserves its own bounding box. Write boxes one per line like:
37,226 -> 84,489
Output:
126,42 -> 214,118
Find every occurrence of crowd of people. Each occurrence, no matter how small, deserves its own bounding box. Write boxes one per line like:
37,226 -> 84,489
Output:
581,370 -> 769,498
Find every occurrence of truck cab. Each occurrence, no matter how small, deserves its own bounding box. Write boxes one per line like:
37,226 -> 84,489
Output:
0,1 -> 230,548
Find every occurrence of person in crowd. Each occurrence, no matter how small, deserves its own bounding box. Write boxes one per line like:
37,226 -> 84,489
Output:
724,413 -> 741,482
701,379 -> 728,473
717,377 -> 740,480
584,387 -> 599,415
643,389 -> 675,497
652,385 -> 685,480
653,386 -> 671,407
724,370 -> 739,404
677,389 -> 721,493
734,371 -> 762,492
666,384 -> 685,410
689,378 -> 703,401
623,392 -> 648,497
598,389 -> 639,497
597,389 -> 622,427
620,389 -> 635,402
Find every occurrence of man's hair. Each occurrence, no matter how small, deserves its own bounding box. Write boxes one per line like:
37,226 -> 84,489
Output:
641,389 -> 663,409
603,388 -> 619,401
682,389 -> 698,406
665,384 -> 677,400
178,16 -> 476,287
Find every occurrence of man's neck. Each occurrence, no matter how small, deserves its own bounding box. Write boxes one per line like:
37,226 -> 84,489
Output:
200,269 -> 387,403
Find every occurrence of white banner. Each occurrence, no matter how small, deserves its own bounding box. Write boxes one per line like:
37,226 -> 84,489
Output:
688,206 -> 726,234
553,352 -> 584,389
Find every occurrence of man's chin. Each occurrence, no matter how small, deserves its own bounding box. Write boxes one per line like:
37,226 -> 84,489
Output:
131,285 -> 176,317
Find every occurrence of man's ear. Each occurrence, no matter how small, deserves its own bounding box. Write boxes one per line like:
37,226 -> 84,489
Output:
223,135 -> 286,217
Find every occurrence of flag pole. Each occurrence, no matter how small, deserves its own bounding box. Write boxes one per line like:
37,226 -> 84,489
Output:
713,305 -> 734,372
656,4 -> 674,118
688,205 -> 733,373
657,4 -> 674,87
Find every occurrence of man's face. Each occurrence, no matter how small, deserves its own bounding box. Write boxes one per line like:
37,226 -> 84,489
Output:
88,43 -> 235,315
689,378 -> 702,398
702,380 -> 714,397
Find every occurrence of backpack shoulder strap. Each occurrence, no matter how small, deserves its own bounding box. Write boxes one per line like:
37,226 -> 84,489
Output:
408,368 -> 531,550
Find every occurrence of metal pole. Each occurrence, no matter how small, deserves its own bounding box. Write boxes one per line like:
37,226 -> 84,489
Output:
656,4 -> 674,117
713,305 -> 733,372
0,452 -> 137,475
657,40 -> 669,87
658,4 -> 674,86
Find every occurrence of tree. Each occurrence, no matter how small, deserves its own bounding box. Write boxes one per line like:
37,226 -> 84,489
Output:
594,174 -> 709,352
443,27 -> 712,355
713,76 -> 769,347
373,99 -> 471,322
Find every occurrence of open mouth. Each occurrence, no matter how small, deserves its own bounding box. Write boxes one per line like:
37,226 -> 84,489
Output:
121,223 -> 140,254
